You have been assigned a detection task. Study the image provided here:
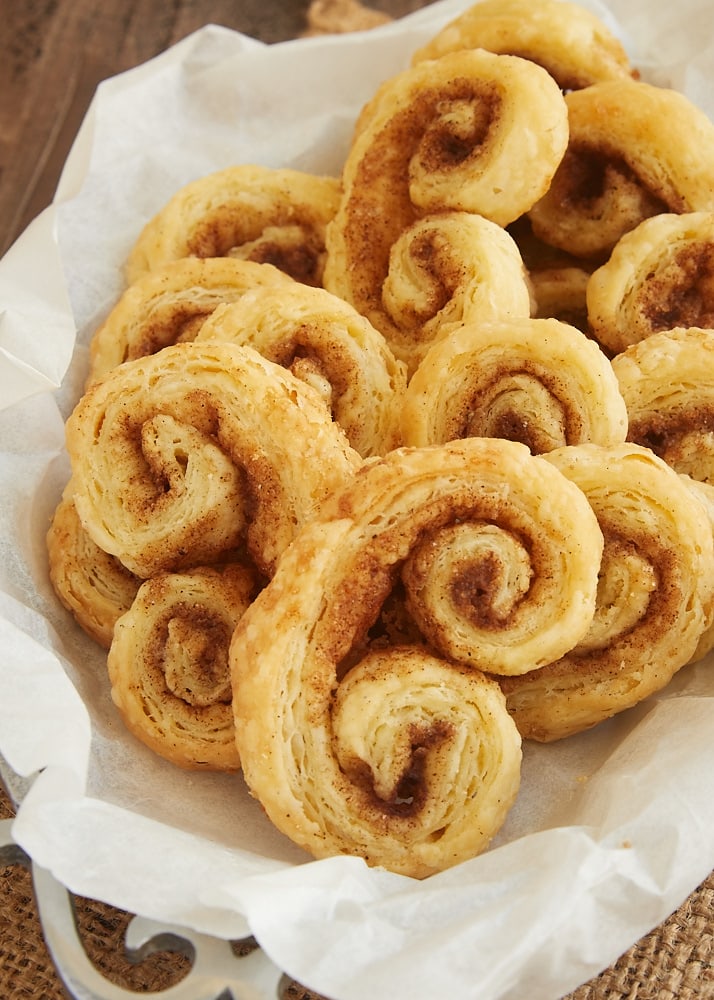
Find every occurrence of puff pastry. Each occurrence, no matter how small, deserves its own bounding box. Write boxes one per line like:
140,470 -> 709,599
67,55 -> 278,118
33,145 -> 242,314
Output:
195,282 -> 407,457
611,326 -> 714,483
681,476 -> 714,663
587,212 -> 714,354
65,341 -> 362,579
529,81 -> 714,261
88,257 -> 293,385
501,443 -> 714,741
233,436 -> 603,875
125,164 -> 341,287
412,0 -> 635,91
324,48 -> 566,369
46,484 -> 140,648
401,317 -> 627,452
330,210 -> 532,374
108,563 -> 258,770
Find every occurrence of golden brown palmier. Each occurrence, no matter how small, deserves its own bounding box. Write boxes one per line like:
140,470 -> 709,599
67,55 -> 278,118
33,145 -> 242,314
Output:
587,213 -> 714,353
611,325 -> 714,483
46,484 -> 140,649
125,164 -> 341,287
87,257 -> 293,386
412,0 -> 635,91
232,437 -> 603,876
501,443 -> 714,742
195,283 -> 407,457
324,48 -> 566,368
401,317 -> 627,452
328,210 -> 532,375
528,81 -> 714,261
65,341 -> 362,580
109,563 -> 259,771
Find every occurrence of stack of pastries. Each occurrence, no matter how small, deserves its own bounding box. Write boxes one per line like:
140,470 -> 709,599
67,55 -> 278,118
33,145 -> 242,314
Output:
47,0 -> 714,878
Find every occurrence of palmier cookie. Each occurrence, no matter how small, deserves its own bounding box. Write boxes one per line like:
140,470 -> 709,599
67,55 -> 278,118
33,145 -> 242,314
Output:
401,317 -> 627,452
46,484 -> 140,649
324,49 -> 565,369
195,283 -> 407,457
412,0 -> 635,91
125,164 -> 341,287
501,443 -> 714,742
611,326 -> 714,484
87,256 -> 293,386
528,80 -> 714,261
231,438 -> 604,876
108,563 -> 259,771
587,212 -> 714,354
329,209 -> 533,375
65,341 -> 362,580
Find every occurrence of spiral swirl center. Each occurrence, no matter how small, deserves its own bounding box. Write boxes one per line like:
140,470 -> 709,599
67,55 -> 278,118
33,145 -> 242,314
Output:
163,609 -> 233,707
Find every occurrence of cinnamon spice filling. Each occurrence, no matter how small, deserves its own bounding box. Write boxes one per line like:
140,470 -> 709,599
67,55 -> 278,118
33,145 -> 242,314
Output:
339,720 -> 455,818
640,243 -> 714,330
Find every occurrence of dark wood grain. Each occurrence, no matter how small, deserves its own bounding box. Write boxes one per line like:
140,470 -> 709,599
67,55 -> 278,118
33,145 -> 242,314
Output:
0,0 -> 428,257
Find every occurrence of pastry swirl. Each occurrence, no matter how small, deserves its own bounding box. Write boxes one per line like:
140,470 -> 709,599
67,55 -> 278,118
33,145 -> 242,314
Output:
324,48 -> 566,369
231,439 -> 602,874
611,326 -> 714,483
528,81 -> 714,261
412,0 -> 635,91
108,563 -> 259,770
195,283 -> 407,457
329,209 -> 532,374
125,164 -> 341,287
232,436 -> 602,876
46,485 -> 140,649
501,443 -> 714,742
401,317 -> 627,452
587,213 -> 714,354
65,341 -> 362,579
87,257 -> 293,385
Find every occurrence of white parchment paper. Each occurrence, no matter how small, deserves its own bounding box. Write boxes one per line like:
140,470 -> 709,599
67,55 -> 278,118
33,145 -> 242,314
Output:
2,2 -> 714,997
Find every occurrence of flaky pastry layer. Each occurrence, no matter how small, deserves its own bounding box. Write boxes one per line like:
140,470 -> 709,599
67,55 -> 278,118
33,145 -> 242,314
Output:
502,443 -> 714,741
401,317 -> 627,452
66,340 -> 361,579
125,164 -> 341,287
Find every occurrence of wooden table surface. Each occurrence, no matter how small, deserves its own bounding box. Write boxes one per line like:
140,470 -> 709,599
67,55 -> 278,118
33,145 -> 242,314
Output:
0,0 -> 425,257
1,1 -> 713,998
